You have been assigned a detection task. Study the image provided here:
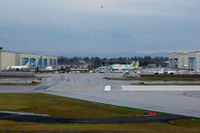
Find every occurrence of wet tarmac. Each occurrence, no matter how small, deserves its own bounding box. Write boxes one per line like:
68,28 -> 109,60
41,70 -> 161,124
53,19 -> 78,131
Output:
0,77 -> 34,83
0,73 -> 200,118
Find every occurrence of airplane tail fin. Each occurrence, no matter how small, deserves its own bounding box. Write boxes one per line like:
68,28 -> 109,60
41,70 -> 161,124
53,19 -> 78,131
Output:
133,61 -> 139,68
131,61 -> 135,66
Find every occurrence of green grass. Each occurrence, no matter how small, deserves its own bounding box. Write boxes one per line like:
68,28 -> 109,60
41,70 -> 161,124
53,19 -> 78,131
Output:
0,93 -> 160,118
0,93 -> 199,132
0,120 -> 200,133
170,118 -> 200,128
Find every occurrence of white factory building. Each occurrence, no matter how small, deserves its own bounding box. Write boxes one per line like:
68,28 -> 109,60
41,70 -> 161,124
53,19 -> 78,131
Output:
169,51 -> 200,72
0,48 -> 57,70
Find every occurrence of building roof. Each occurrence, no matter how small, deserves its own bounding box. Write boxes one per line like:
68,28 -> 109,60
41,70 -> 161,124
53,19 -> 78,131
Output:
0,50 -> 57,58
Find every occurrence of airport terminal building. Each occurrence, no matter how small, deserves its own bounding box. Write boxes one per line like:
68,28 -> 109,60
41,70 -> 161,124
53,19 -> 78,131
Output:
169,51 -> 200,72
0,49 -> 57,70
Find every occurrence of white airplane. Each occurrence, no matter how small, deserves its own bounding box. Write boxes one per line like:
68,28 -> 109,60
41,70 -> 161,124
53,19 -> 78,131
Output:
109,61 -> 139,70
6,62 -> 30,70
39,66 -> 54,72
45,66 -> 53,71
153,68 -> 177,75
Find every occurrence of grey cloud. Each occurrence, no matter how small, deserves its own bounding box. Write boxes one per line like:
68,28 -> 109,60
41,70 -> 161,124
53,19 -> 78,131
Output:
0,0 -> 200,56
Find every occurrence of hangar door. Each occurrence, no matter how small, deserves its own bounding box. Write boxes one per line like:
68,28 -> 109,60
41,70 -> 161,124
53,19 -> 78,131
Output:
189,57 -> 196,71
22,58 -> 29,66
30,58 -> 36,68
38,58 -> 43,68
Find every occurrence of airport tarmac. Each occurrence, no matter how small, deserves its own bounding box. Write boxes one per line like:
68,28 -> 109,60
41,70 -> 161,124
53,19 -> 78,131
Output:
0,73 -> 200,118
0,77 -> 34,83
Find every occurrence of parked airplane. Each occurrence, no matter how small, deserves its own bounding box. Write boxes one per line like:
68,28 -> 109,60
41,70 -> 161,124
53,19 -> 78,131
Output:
109,61 -> 139,70
39,66 -> 55,72
45,66 -> 53,71
6,62 -> 30,71
153,68 -> 177,75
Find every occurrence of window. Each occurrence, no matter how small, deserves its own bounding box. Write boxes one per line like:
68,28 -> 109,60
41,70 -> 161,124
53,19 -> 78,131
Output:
189,57 -> 196,71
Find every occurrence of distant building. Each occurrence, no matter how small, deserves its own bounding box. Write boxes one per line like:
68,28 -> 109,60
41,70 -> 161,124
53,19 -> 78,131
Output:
0,49 -> 57,70
169,51 -> 200,72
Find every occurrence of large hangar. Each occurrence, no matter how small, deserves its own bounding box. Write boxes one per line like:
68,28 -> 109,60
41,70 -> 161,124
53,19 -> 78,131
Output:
0,49 -> 57,70
17,53 -> 57,68
169,51 -> 200,72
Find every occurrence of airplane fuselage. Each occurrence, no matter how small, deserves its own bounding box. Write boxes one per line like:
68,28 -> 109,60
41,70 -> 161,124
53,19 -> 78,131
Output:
110,64 -> 137,70
110,61 -> 139,70
8,66 -> 29,70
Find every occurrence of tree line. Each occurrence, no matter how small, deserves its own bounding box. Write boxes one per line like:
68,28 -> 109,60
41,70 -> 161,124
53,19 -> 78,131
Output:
58,56 -> 168,68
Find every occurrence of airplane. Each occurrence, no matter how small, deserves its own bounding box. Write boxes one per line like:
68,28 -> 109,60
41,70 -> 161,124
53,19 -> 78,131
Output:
6,62 -> 30,71
38,66 -> 54,72
109,61 -> 139,71
45,66 -> 53,71
153,68 -> 177,75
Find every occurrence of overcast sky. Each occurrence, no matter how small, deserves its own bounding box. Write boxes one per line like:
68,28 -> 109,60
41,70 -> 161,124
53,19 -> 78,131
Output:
0,0 -> 200,56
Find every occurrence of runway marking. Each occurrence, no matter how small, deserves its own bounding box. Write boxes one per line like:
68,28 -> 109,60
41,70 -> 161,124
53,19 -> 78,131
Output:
105,86 -> 111,91
122,85 -> 200,91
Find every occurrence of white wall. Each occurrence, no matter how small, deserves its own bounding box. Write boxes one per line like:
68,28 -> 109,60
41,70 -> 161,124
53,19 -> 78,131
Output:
0,52 -> 16,70
18,53 -> 57,68
169,51 -> 200,72
0,51 -> 57,70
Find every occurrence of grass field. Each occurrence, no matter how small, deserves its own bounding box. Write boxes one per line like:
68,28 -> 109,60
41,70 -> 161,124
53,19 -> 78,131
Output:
0,93 -> 155,118
0,93 -> 199,133
0,119 -> 200,133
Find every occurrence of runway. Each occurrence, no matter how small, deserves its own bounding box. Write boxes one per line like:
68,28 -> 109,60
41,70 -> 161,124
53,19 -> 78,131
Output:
1,73 -> 200,118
